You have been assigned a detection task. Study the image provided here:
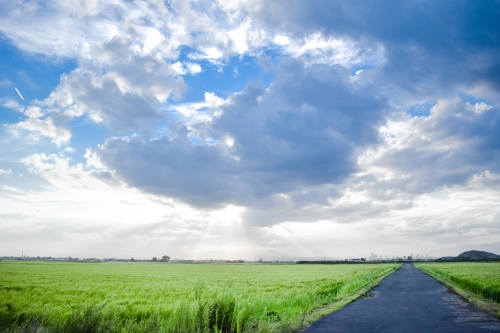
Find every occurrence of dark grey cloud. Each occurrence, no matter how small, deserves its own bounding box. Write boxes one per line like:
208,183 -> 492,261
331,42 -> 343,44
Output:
240,0 -> 500,210
94,59 -> 389,209
243,97 -> 500,225
60,73 -> 163,129
250,0 -> 500,96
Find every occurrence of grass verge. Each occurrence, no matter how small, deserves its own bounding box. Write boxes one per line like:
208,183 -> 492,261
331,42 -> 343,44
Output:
414,264 -> 500,319
295,264 -> 402,331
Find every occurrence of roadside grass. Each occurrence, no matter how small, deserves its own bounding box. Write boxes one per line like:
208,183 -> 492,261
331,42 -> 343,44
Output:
414,262 -> 500,318
0,261 -> 400,332
295,263 -> 401,330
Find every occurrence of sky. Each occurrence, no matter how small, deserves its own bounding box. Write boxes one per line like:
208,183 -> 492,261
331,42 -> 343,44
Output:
1,0 -> 500,260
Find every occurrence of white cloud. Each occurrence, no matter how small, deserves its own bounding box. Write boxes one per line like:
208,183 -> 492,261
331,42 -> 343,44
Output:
172,61 -> 202,75
166,92 -> 226,125
14,117 -> 71,146
226,17 -> 267,54
186,62 -> 202,74
1,98 -> 24,112
24,106 -> 44,118
0,169 -> 12,176
466,102 -> 493,115
280,33 -> 383,68
188,47 -> 226,64
55,0 -> 99,18
33,39 -> 186,130
1,1 -> 374,69
0,1 -> 118,58
273,35 -> 290,46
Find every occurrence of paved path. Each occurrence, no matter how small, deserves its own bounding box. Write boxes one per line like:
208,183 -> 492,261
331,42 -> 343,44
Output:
303,264 -> 500,333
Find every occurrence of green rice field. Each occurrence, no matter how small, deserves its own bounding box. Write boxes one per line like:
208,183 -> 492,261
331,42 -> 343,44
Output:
0,261 -> 400,332
415,262 -> 500,305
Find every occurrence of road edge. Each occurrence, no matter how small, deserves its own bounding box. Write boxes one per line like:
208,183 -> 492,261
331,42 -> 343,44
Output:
414,264 -> 500,319
295,264 -> 403,332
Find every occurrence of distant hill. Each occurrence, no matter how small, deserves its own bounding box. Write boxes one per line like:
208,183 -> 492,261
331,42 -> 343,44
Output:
456,250 -> 500,260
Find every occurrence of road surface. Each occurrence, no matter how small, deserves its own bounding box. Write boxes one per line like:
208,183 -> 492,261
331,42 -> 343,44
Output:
302,264 -> 500,332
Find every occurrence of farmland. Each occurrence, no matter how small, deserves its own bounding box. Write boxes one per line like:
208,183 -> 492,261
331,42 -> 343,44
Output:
414,262 -> 500,307
0,261 -> 400,332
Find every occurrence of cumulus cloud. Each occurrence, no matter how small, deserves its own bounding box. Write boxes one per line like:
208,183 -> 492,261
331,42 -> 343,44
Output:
24,106 -> 43,118
360,99 -> 500,198
32,34 -> 186,130
92,59 -> 389,211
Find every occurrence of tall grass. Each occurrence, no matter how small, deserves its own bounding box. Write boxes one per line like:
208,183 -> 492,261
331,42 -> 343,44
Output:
415,262 -> 500,304
0,262 -> 399,332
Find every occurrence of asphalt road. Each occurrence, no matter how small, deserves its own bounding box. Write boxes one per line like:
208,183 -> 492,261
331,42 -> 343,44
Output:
302,264 -> 500,333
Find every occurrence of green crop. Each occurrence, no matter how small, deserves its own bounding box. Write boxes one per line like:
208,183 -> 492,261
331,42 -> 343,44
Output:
0,261 -> 399,332
415,262 -> 500,304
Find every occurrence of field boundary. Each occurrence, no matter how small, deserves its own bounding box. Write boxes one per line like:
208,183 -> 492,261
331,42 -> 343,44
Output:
414,264 -> 500,319
296,264 -> 402,331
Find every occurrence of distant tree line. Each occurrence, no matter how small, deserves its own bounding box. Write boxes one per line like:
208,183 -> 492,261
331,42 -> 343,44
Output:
151,256 -> 170,262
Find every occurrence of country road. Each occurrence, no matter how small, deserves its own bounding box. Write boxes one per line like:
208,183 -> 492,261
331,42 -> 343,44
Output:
302,264 -> 500,333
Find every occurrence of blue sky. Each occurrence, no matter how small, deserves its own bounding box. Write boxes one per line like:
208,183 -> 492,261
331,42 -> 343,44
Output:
0,0 -> 499,260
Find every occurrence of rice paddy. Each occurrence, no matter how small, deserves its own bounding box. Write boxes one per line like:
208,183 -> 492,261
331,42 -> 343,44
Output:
414,262 -> 500,305
0,260 -> 400,332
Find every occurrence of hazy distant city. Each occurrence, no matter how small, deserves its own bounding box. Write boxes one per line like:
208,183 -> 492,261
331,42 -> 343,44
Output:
1,252 -> 436,263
